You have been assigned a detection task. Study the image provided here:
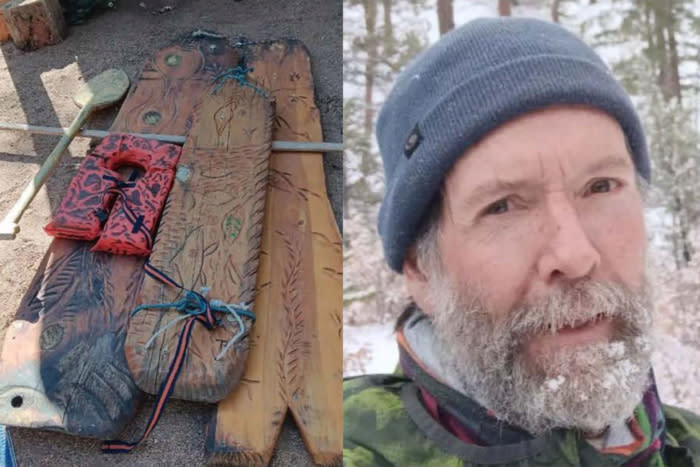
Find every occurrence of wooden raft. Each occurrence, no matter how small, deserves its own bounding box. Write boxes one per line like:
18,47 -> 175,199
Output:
205,40 -> 343,466
125,74 -> 274,403
0,33 -> 236,438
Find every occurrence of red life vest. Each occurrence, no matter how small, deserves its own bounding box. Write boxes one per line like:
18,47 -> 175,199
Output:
45,133 -> 181,256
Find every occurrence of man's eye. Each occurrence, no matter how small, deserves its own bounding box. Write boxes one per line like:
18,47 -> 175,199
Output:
484,198 -> 509,215
587,179 -> 616,194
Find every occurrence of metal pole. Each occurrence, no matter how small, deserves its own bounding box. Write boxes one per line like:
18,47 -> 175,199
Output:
0,122 -> 344,152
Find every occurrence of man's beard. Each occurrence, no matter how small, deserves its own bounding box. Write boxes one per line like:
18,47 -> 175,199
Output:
428,269 -> 654,436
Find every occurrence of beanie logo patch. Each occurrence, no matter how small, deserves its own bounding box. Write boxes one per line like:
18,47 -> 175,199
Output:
404,124 -> 422,159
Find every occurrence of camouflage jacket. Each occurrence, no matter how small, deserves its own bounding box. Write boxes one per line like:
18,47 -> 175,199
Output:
344,374 -> 700,467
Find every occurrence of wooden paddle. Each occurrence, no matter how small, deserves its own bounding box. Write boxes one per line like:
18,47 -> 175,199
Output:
0,69 -> 129,239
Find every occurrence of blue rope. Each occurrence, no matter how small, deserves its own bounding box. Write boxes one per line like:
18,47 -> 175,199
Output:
131,289 -> 255,356
131,291 -> 255,321
211,65 -> 269,98
104,265 -> 256,454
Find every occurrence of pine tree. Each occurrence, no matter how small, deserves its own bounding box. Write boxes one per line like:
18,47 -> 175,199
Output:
343,0 -> 430,323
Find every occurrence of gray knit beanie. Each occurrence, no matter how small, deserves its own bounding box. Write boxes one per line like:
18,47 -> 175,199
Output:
376,17 -> 650,273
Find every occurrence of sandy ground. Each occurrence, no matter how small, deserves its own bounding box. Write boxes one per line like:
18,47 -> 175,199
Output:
0,0 -> 342,465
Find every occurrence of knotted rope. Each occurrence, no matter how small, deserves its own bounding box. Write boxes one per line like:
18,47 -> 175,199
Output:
96,173 -> 154,250
211,60 -> 269,99
100,189 -> 255,454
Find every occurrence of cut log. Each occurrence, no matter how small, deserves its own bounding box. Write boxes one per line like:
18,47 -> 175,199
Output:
0,33 -> 236,439
205,40 -> 342,467
0,0 -> 12,41
125,71 -> 275,403
1,0 -> 66,50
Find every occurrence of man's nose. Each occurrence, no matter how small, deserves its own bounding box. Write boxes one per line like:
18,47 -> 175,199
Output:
536,196 -> 600,283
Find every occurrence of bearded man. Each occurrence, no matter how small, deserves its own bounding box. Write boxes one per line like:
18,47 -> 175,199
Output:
343,18 -> 700,467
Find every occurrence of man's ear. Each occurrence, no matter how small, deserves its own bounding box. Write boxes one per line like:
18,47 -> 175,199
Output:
403,248 -> 432,315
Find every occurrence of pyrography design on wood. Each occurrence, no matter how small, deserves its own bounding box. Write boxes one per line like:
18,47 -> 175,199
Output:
206,40 -> 343,467
114,38 -> 239,137
0,241 -> 142,437
124,74 -> 275,403
0,33 -> 237,439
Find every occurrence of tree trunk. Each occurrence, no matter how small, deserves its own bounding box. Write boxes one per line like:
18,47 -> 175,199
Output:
672,195 -> 694,267
362,0 -> 377,139
382,0 -> 395,53
361,0 -> 377,180
667,16 -> 682,103
498,0 -> 511,16
343,160 -> 349,219
642,1 -> 654,54
551,0 -> 560,23
437,0 -> 455,35
651,1 -> 674,102
664,2 -> 690,264
655,0 -> 691,265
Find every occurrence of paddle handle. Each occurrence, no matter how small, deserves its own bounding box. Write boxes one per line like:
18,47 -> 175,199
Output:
0,105 -> 93,239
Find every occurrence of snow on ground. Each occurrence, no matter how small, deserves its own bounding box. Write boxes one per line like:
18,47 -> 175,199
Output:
344,322 -> 398,377
652,332 -> 700,414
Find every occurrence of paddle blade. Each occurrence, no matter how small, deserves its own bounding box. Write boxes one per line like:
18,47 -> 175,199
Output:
74,69 -> 130,109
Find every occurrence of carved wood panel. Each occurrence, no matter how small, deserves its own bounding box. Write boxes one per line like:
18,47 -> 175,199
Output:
125,77 -> 274,403
0,34 -> 236,438
205,40 -> 342,467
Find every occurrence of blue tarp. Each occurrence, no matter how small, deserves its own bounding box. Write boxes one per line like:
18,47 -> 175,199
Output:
0,426 -> 16,467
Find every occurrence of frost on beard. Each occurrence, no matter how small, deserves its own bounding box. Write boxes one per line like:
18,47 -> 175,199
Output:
545,375 -> 566,391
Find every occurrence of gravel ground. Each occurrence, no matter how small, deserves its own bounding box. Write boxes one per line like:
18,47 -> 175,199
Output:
0,1 -> 342,465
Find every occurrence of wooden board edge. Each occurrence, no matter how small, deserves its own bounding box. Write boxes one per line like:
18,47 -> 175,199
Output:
204,408 -> 286,467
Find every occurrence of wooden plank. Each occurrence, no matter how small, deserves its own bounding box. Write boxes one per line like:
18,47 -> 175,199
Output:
125,73 -> 274,403
111,37 -> 237,136
1,0 -> 65,51
0,34 -> 236,439
206,40 -> 342,467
